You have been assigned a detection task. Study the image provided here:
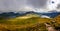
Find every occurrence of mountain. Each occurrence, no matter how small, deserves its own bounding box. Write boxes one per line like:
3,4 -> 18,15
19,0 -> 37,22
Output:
0,11 -> 36,18
0,11 -> 60,18
40,12 -> 60,18
24,11 -> 60,18
0,12 -> 19,18
0,11 -> 60,31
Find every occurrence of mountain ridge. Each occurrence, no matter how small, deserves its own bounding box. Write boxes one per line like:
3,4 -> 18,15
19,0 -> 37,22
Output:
0,11 -> 60,18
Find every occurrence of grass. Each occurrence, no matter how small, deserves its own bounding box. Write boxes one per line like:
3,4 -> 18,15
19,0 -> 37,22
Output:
0,15 -> 60,31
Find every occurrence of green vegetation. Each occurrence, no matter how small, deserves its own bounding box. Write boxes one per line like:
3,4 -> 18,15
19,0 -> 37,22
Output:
0,14 -> 60,31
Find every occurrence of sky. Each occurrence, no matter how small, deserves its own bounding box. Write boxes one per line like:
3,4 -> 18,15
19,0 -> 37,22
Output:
0,0 -> 60,13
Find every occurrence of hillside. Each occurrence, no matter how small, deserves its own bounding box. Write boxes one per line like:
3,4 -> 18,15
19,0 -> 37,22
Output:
53,15 -> 60,24
0,14 -> 52,31
0,13 -> 60,31
0,11 -> 60,18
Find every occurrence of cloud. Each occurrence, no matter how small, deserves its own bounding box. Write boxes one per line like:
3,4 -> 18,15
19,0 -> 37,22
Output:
0,0 -> 48,11
57,4 -> 60,9
41,15 -> 51,19
0,0 -> 26,12
0,0 -> 60,13
27,0 -> 48,8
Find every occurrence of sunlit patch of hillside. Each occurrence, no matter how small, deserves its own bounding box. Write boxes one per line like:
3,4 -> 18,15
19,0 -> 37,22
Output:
14,13 -> 40,19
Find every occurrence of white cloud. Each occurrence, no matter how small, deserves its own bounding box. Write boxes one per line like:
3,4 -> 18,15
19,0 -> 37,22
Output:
47,0 -> 60,11
41,15 -> 51,19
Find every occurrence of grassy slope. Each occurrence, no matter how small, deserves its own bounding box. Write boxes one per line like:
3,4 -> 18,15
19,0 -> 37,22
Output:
0,14 -> 60,31
0,17 -> 51,31
53,15 -> 60,26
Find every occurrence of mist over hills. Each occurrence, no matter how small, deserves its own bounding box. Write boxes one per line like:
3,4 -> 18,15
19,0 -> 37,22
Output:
41,12 -> 60,18
0,11 -> 60,18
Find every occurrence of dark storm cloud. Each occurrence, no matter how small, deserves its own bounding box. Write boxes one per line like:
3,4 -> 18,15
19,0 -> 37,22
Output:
0,0 -> 48,12
27,0 -> 48,8
0,0 -> 26,12
57,4 -> 60,9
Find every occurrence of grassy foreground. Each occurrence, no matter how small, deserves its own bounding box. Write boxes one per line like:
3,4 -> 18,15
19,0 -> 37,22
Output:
0,14 -> 60,31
